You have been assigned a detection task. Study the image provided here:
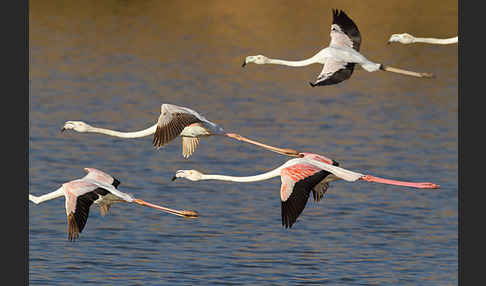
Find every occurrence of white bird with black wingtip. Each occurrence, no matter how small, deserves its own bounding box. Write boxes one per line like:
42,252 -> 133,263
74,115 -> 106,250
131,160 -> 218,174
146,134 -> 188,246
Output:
242,9 -> 434,87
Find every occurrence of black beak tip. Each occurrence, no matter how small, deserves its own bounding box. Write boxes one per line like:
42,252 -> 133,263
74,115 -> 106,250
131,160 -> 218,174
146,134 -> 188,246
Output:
242,61 -> 246,68
60,128 -> 65,133
171,176 -> 177,181
309,82 -> 316,87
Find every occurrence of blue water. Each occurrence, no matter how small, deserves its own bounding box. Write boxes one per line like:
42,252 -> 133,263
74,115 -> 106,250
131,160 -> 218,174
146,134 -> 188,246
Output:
29,1 -> 457,285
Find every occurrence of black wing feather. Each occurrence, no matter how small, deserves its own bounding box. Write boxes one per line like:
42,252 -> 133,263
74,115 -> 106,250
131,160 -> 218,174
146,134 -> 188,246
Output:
152,113 -> 201,148
310,160 -> 339,201
281,170 -> 333,228
71,188 -> 110,239
310,63 -> 355,87
112,177 -> 121,188
332,9 -> 361,51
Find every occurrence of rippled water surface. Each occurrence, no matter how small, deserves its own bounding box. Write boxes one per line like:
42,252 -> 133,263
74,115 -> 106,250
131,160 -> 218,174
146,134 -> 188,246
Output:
29,1 -> 458,285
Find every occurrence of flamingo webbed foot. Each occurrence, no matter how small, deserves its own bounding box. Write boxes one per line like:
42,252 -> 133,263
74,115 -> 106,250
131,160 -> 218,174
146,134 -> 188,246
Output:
181,210 -> 199,218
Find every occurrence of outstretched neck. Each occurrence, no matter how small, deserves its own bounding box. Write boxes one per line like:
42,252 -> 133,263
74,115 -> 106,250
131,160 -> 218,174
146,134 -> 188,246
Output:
88,124 -> 157,138
201,168 -> 282,183
29,187 -> 64,204
266,56 -> 319,67
415,36 -> 458,44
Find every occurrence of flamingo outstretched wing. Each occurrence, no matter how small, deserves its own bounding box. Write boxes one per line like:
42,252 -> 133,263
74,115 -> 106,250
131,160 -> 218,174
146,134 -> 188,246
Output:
153,104 -> 202,148
280,164 -> 334,228
330,9 -> 361,51
83,167 -> 121,187
63,179 -> 133,240
310,60 -> 356,87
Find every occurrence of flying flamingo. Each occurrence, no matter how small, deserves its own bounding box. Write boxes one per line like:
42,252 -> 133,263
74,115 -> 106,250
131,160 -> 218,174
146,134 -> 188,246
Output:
388,33 -> 458,45
242,9 -> 434,87
172,152 -> 439,228
29,168 -> 199,241
61,103 -> 301,158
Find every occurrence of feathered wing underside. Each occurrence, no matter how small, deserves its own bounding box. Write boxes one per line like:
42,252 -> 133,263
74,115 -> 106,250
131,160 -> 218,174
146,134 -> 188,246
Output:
311,60 -> 355,86
303,158 -> 364,182
311,180 -> 329,202
280,164 -> 332,228
330,9 -> 361,51
82,169 -> 121,216
181,137 -> 200,158
67,187 -> 109,241
99,204 -> 111,216
63,179 -> 134,240
153,112 -> 202,148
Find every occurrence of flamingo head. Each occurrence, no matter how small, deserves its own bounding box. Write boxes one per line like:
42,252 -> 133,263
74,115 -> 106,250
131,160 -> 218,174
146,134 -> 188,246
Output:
61,121 -> 92,133
172,170 -> 204,181
243,55 -> 269,67
387,33 -> 415,44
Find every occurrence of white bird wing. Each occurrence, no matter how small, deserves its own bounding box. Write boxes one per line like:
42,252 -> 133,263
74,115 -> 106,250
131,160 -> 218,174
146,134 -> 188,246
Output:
329,9 -> 361,51
83,178 -> 134,202
302,158 -> 364,182
181,136 -> 200,158
82,168 -> 120,186
310,59 -> 356,86
152,104 -> 204,148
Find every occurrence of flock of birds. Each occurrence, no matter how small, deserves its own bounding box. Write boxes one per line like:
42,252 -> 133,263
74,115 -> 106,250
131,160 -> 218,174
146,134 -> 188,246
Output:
30,9 -> 454,241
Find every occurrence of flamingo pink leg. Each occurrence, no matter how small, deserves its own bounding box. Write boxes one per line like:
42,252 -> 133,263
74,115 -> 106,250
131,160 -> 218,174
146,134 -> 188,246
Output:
132,199 -> 199,218
360,175 -> 440,189
225,133 -> 302,157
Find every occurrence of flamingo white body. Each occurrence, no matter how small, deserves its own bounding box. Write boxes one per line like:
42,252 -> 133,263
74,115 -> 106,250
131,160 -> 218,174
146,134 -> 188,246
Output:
62,103 -> 300,158
172,152 -> 439,228
242,9 -> 434,86
29,168 -> 198,240
388,33 -> 458,45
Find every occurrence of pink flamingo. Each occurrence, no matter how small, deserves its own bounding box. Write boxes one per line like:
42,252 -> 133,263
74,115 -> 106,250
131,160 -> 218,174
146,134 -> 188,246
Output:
172,153 -> 439,228
29,168 -> 199,241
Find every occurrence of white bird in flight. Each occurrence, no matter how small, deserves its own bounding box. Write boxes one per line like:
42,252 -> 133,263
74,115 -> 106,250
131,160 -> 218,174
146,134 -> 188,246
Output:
172,152 -> 439,228
242,9 -> 434,87
388,33 -> 458,45
29,168 -> 199,241
61,103 -> 301,158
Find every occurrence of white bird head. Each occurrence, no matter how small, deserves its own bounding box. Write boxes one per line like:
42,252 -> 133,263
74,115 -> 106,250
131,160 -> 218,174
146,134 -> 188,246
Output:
29,194 -> 41,204
172,170 -> 204,181
242,55 -> 269,67
61,121 -> 92,133
388,33 -> 415,44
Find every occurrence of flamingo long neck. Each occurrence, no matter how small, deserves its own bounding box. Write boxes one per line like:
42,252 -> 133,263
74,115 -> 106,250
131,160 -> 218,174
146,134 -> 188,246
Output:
201,168 -> 282,183
266,56 -> 319,67
29,187 -> 64,204
414,36 -> 458,44
87,124 -> 157,138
